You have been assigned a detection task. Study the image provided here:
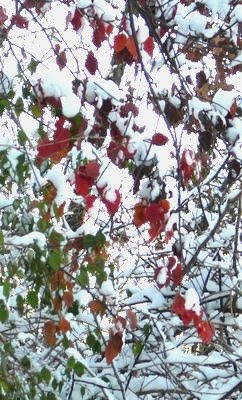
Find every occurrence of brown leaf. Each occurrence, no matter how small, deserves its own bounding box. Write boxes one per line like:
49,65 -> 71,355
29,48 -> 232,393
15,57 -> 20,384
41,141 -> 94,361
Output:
164,102 -> 184,127
105,333 -> 123,365
58,317 -> 71,333
89,300 -> 106,317
63,291 -> 74,308
126,309 -> 137,330
43,320 -> 57,347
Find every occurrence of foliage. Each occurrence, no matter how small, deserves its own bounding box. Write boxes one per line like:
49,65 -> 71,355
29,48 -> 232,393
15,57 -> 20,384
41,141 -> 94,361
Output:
0,0 -> 241,399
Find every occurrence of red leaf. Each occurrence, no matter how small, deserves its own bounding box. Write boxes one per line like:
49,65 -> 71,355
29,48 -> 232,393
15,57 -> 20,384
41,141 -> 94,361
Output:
181,309 -> 196,326
85,51 -> 98,75
37,117 -> 70,163
56,50 -> 67,71
85,160 -> 100,178
71,7 -> 83,31
0,7 -> 8,25
114,34 -> 127,52
120,103 -> 139,118
196,320 -> 215,343
151,133 -> 169,146
143,36 -> 155,57
180,149 -> 195,184
172,293 -> 185,315
75,173 -> 93,197
102,189 -> 121,215
160,199 -> 170,213
133,202 -> 147,227
155,266 -> 170,289
105,333 -> 123,364
106,24 -> 113,35
171,263 -> 184,285
126,36 -> 138,60
11,14 -> 29,29
93,21 -> 106,48
85,194 -> 97,210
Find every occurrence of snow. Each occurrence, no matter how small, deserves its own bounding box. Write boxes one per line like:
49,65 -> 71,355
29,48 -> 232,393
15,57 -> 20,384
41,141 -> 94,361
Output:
45,165 -> 73,206
8,148 -> 23,170
38,69 -> 73,98
213,89 -> 236,116
100,280 -> 116,296
6,232 -> 47,248
0,195 -> 13,208
61,93 -> 81,118
156,268 -> 167,286
77,0 -> 92,7
185,288 -> 201,315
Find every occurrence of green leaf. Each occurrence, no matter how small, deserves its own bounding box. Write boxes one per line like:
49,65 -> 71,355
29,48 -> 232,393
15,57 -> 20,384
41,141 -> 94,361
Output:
40,367 -> 51,384
0,98 -> 9,115
0,300 -> 8,323
74,362 -> 85,377
18,130 -> 28,146
0,230 -> 4,251
95,232 -> 106,249
47,393 -> 56,400
48,250 -> 62,270
26,290 -> 38,308
83,234 -> 95,250
52,378 -> 58,390
16,294 -> 24,315
76,268 -> 89,287
21,356 -> 31,369
66,356 -> 75,371
86,333 -> 96,349
86,333 -> 101,354
30,102 -> 42,118
14,97 -> 24,117
143,323 -> 152,336
3,280 -> 10,300
133,341 -> 143,357
28,58 -> 39,73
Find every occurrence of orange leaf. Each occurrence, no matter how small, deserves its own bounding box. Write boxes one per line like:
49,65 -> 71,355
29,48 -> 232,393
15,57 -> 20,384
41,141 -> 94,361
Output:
58,317 -> 71,333
89,300 -> 106,317
133,202 -> 147,227
126,36 -> 138,60
114,34 -> 127,52
105,333 -> 123,365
